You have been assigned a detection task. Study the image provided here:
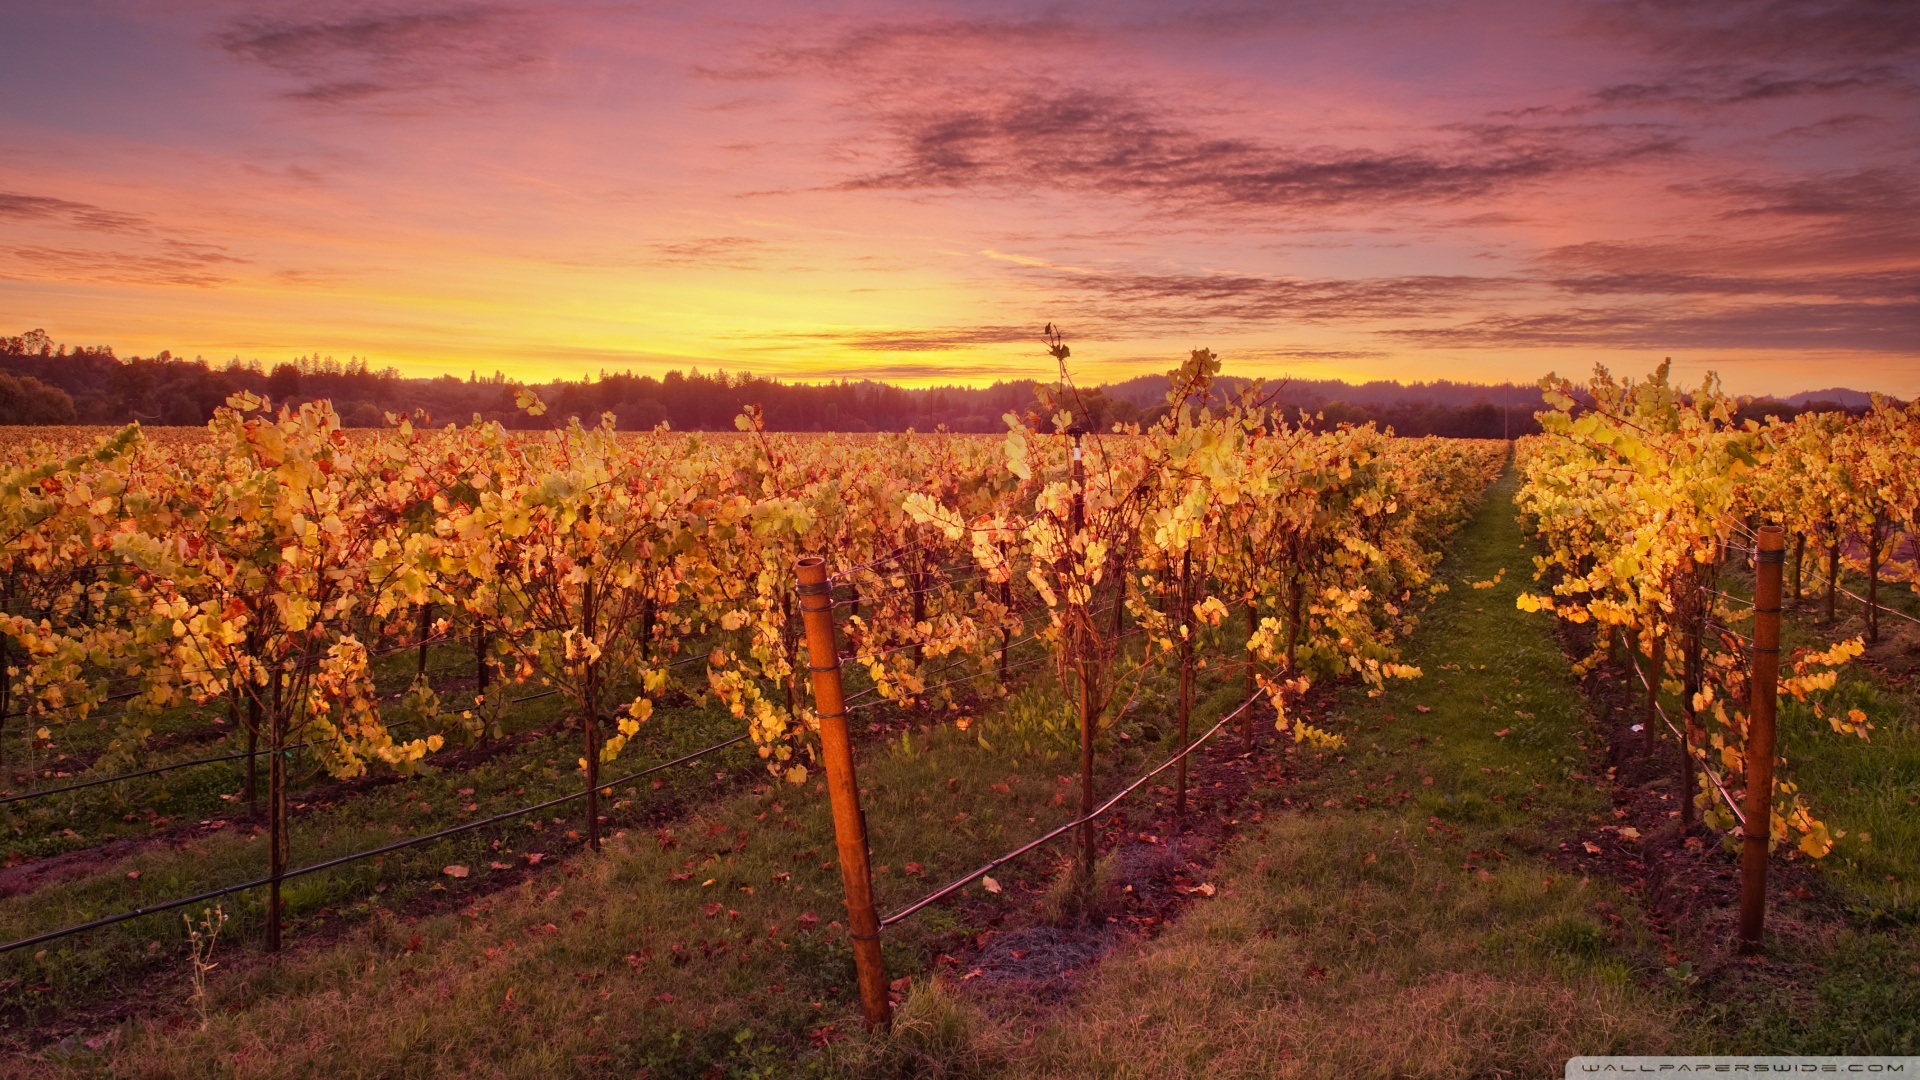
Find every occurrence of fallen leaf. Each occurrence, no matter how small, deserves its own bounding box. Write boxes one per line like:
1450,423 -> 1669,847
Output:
981,876 -> 1002,894
490,861 -> 511,871
525,853 -> 545,865
1495,728 -> 1511,738
1582,841 -> 1603,855
1616,826 -> 1641,842
443,865 -> 470,879
1415,705 -> 1431,713
903,862 -> 923,876
1193,882 -> 1217,897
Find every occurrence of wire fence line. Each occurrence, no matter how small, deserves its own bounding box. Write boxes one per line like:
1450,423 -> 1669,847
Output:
0,732 -> 753,957
1825,580 -> 1920,628
1628,653 -> 1746,829
0,601 -> 1085,950
880,689 -> 1264,927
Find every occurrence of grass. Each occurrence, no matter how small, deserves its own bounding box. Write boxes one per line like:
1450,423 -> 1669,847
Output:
0,660 -> 767,1040
12,672 -> 1151,1077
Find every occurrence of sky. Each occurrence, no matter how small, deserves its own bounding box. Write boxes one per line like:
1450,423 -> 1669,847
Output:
1,0 -> 1917,396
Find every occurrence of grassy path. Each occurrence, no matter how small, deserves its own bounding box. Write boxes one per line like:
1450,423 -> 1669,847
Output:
1002,463 -> 1684,1077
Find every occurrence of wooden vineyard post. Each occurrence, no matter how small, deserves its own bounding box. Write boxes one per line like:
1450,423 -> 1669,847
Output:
1243,599 -> 1257,752
1864,517 -> 1883,645
1790,533 -> 1805,601
0,625 -> 9,770
1070,437 -> 1095,877
582,580 -> 601,853
1740,526 -> 1786,950
1824,533 -> 1839,623
794,557 -> 891,1032
474,627 -> 491,694
1678,554 -> 1701,829
1175,549 -> 1192,819
998,577 -> 1012,685
1642,633 -> 1665,758
266,668 -> 286,952
417,602 -> 433,679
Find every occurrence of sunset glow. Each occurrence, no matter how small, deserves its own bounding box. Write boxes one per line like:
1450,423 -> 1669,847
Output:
3,0 -> 1916,395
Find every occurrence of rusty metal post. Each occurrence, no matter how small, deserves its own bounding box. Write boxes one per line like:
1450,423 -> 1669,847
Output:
795,557 -> 891,1032
1740,526 -> 1786,950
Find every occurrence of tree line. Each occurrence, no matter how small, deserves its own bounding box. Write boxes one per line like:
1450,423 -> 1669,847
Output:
0,328 -> 1862,435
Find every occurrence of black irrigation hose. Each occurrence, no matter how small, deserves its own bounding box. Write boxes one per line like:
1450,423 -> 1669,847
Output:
880,689 -> 1262,927
0,732 -> 752,956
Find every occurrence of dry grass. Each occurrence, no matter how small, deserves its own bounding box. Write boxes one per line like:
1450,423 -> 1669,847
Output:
1012,811 -> 1676,1078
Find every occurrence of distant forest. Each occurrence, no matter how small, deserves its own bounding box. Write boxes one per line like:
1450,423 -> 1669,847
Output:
0,328 -> 1864,437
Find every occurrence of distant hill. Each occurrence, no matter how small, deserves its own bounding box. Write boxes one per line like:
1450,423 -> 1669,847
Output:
1100,374 -> 1548,412
1785,388 -> 1876,410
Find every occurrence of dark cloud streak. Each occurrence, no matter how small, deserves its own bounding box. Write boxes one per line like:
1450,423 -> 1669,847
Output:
213,5 -> 545,105
837,86 -> 1682,214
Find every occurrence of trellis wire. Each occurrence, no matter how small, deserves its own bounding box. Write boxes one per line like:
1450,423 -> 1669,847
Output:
880,689 -> 1262,926
0,732 -> 752,956
1629,653 -> 1746,828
